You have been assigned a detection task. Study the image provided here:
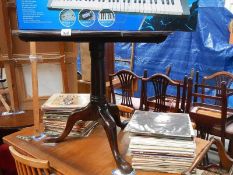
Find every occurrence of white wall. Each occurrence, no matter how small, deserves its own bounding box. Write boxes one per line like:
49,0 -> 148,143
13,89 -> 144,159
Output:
23,63 -> 63,97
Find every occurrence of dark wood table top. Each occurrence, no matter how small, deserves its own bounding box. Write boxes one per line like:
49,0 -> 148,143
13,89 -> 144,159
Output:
13,30 -> 171,43
3,125 -> 212,175
0,111 -> 34,129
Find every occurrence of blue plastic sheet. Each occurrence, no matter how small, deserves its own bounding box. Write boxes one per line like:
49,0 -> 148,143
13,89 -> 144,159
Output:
76,0 -> 233,105
114,0 -> 233,105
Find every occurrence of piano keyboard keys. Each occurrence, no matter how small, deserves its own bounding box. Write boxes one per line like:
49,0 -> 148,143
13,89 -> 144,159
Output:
99,12 -> 114,20
98,9 -> 115,27
48,0 -> 190,16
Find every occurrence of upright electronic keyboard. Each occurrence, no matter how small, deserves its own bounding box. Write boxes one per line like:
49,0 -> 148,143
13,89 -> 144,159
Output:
47,0 -> 190,15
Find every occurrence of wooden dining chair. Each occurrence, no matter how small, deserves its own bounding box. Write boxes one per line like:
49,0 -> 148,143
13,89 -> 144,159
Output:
109,70 -> 141,110
165,75 -> 188,113
140,73 -> 181,112
200,71 -> 233,105
164,68 -> 199,113
185,77 -> 233,157
9,146 -> 51,175
184,138 -> 233,175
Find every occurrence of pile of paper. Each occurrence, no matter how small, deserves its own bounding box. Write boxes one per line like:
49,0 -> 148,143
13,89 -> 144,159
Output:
42,93 -> 98,137
125,110 -> 196,173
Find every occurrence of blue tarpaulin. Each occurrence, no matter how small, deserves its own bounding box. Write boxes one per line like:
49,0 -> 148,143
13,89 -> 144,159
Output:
77,0 -> 233,105
114,0 -> 233,105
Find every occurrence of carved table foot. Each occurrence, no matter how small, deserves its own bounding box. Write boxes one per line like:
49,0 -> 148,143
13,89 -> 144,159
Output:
98,105 -> 133,174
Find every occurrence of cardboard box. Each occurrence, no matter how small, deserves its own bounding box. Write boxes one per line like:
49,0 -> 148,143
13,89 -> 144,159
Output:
15,0 -> 198,31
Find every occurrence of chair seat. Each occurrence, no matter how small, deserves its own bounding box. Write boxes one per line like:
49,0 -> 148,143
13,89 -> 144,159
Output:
191,106 -> 233,120
189,106 -> 233,139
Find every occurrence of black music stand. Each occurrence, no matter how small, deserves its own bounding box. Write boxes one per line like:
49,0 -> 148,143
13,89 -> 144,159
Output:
15,30 -> 170,174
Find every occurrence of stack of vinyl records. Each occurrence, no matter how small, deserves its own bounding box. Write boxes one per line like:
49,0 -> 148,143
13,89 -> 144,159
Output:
42,93 -> 98,137
124,110 -> 196,174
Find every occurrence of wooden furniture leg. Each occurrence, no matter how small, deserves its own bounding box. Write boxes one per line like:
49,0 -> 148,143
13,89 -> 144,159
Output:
0,94 -> 10,112
45,41 -> 132,174
99,106 -> 132,173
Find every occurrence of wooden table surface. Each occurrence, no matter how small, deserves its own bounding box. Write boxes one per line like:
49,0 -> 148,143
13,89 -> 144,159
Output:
0,111 -> 34,129
3,125 -> 211,175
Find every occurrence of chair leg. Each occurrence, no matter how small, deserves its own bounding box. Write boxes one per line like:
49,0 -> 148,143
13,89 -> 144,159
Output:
199,129 -> 210,165
205,152 -> 209,165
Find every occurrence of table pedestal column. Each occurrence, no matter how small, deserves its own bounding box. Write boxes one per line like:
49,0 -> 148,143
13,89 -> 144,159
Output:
45,41 -> 133,174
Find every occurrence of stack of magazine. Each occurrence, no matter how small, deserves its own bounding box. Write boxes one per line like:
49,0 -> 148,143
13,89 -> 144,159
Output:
42,93 -> 98,137
124,110 -> 196,174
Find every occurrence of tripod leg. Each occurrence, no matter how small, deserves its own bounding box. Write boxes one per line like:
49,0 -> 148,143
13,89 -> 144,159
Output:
108,103 -> 128,129
98,106 -> 133,174
45,103 -> 95,143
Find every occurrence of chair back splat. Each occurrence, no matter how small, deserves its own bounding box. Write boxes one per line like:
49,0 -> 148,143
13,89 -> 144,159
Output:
140,73 -> 181,112
109,70 -> 141,109
9,146 -> 51,175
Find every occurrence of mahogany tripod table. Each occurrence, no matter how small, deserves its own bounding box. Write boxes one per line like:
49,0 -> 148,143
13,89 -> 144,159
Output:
15,30 -> 170,174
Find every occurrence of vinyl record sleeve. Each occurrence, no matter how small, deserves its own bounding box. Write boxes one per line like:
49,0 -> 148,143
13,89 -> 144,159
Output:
42,93 -> 90,110
124,110 -> 195,140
